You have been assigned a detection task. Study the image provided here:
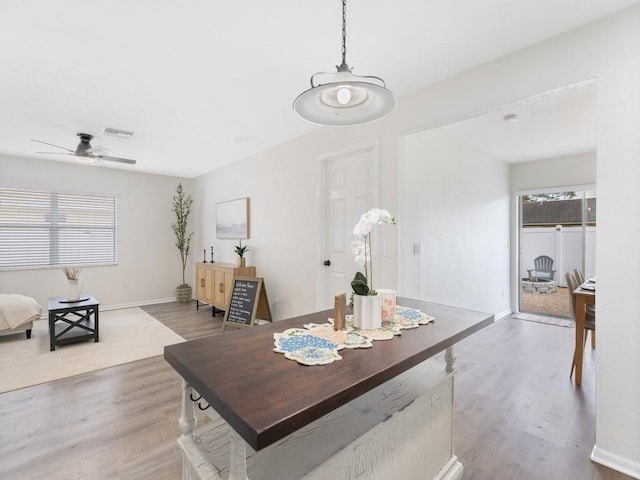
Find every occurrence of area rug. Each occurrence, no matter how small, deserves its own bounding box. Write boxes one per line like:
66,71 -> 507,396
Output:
0,307 -> 184,394
513,312 -> 573,328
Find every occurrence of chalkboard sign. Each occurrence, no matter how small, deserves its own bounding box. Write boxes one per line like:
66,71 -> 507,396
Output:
222,277 -> 272,332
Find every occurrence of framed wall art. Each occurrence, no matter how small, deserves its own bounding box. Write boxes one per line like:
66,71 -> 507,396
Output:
216,197 -> 250,239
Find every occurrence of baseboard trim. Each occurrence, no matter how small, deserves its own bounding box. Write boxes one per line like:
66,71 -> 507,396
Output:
591,445 -> 640,479
434,455 -> 464,480
37,297 -> 191,319
495,309 -> 512,320
102,297 -> 177,311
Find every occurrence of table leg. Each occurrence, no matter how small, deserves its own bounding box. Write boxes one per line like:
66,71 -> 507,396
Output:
574,296 -> 586,385
49,312 -> 55,351
94,306 -> 99,342
179,380 -> 197,439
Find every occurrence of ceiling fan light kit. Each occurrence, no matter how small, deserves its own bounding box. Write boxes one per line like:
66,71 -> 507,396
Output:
293,0 -> 396,127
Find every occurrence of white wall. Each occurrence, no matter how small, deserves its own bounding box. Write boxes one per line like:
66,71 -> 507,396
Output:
593,12 -> 640,474
401,129 -> 510,314
511,151 -> 596,192
0,155 -> 192,309
193,144 -> 319,320
192,129 -> 399,322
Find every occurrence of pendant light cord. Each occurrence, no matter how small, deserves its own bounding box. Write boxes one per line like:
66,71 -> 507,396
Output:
336,0 -> 351,72
341,0 -> 347,66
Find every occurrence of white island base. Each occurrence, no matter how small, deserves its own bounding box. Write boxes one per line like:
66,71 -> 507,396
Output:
177,350 -> 463,480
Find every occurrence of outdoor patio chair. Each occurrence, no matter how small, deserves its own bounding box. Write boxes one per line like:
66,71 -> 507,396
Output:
527,255 -> 556,281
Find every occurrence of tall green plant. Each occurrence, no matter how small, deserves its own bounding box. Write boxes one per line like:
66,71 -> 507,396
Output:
171,183 -> 193,286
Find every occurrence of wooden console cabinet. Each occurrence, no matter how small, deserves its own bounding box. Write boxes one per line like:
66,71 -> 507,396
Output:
195,262 -> 256,313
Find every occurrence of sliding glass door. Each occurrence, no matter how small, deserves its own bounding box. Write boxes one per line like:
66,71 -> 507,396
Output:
518,188 -> 596,317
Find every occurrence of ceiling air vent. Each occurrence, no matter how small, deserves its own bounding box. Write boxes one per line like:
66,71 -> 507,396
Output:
101,127 -> 134,139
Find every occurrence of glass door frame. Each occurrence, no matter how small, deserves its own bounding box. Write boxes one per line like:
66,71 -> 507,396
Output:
516,184 -> 596,316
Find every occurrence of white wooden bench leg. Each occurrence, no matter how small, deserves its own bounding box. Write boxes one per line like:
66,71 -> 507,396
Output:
228,430 -> 249,480
445,346 -> 456,373
179,380 -> 197,439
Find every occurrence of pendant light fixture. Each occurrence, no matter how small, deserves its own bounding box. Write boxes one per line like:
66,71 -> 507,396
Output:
293,0 -> 396,126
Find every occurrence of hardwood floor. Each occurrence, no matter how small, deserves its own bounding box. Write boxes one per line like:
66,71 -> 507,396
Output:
0,302 -> 632,480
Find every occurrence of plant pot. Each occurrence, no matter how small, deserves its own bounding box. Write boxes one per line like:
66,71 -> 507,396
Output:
175,284 -> 192,304
236,257 -> 246,267
353,294 -> 382,330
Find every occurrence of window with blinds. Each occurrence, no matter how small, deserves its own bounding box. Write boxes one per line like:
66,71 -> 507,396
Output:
0,187 -> 117,269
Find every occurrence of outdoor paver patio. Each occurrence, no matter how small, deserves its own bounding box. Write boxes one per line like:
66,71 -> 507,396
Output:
521,286 -> 571,317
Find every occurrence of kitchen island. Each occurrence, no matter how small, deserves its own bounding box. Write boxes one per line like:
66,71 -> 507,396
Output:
164,297 -> 494,480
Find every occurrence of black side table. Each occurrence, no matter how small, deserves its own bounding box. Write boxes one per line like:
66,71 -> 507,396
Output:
47,295 -> 100,351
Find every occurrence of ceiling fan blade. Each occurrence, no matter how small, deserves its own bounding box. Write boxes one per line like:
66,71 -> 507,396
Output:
31,139 -> 75,153
98,155 -> 137,165
36,151 -> 75,155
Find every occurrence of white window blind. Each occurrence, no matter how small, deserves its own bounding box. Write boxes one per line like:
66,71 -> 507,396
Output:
0,187 -> 117,268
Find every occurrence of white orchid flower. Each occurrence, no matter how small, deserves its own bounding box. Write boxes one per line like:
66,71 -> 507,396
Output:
351,208 -> 396,294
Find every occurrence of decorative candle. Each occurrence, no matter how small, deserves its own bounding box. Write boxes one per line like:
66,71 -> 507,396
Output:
377,289 -> 397,321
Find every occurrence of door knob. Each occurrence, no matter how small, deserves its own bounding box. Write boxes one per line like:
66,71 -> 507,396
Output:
323,260 -> 331,266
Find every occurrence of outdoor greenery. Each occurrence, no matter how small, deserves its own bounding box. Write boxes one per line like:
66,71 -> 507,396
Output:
522,192 -> 577,203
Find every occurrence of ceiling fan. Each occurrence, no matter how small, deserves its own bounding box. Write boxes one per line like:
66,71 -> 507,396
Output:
31,133 -> 137,165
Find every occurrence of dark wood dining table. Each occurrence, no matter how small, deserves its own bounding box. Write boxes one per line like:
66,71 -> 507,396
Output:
572,284 -> 595,385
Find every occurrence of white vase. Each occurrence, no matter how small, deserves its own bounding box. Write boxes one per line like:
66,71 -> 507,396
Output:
68,279 -> 83,301
353,294 -> 382,330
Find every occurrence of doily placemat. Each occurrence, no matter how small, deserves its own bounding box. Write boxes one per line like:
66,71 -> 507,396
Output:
273,306 -> 434,366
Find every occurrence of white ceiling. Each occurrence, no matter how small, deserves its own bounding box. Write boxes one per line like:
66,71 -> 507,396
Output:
441,83 -> 598,163
0,1 -> 634,177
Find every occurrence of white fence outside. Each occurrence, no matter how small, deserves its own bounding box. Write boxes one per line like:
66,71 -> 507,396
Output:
520,225 -> 596,287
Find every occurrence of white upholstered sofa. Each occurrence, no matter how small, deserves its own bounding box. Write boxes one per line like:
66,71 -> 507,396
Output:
0,294 -> 42,339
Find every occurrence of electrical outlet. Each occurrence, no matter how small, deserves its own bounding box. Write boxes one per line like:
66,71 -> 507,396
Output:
274,298 -> 280,310
413,243 -> 421,255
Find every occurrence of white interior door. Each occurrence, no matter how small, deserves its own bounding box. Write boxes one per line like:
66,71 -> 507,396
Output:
322,146 -> 376,307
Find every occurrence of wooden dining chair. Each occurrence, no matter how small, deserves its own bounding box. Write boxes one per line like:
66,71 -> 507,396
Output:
573,269 -> 596,319
566,271 -> 596,379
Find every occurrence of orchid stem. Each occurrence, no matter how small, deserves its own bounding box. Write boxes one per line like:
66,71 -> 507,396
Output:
368,233 -> 373,293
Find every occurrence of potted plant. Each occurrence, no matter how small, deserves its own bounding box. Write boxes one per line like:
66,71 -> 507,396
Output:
172,183 -> 193,304
234,240 -> 249,267
351,208 -> 396,329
